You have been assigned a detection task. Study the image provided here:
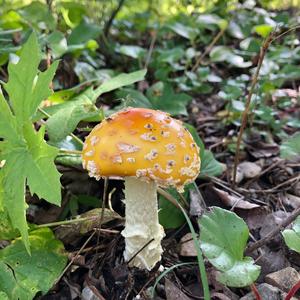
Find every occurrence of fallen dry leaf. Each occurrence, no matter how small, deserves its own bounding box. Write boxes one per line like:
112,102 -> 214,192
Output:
165,278 -> 191,300
214,187 -> 260,210
179,233 -> 197,257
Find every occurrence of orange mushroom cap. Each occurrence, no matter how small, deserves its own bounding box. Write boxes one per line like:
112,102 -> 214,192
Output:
82,108 -> 201,192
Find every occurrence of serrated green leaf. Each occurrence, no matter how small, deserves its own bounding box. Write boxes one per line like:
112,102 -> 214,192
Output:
0,228 -> 67,300
0,32 -> 61,251
199,207 -> 260,287
282,216 -> 300,253
23,124 -> 61,205
280,133 -> 300,159
0,173 -> 19,240
4,33 -> 58,125
0,87 -> 19,142
0,149 -> 29,250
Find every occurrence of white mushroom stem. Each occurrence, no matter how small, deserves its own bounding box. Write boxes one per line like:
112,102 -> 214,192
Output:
121,177 -> 165,270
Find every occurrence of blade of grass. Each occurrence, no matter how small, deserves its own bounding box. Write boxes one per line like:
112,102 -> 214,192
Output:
151,262 -> 197,297
158,187 -> 210,300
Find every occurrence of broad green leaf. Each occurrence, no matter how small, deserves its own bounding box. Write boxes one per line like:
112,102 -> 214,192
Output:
159,187 -> 187,229
0,228 -> 67,300
45,31 -> 68,58
115,88 -> 153,109
200,150 -> 224,177
146,82 -> 192,115
18,2 -> 56,31
199,207 -> 260,287
46,87 -> 100,142
280,133 -> 300,159
210,46 -> 252,68
46,70 -> 147,141
168,22 -> 199,40
185,124 -> 223,177
282,216 -> 300,253
118,45 -> 146,59
94,69 -> 147,97
68,21 -> 101,45
197,14 -> 227,30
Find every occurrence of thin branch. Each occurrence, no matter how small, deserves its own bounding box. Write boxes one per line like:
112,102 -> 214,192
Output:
191,26 -> 227,72
246,205 -> 300,253
104,0 -> 126,37
144,30 -> 157,69
232,32 -> 274,186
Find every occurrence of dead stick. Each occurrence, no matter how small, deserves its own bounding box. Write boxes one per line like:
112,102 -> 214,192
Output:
232,33 -> 274,186
246,205 -> 300,253
192,26 -> 227,72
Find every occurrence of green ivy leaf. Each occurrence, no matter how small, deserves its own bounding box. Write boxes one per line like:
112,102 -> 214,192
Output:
159,187 -> 188,229
253,24 -> 273,38
199,207 -> 260,287
280,133 -> 300,159
0,32 -> 61,251
147,82 -> 192,115
282,216 -> 300,253
185,124 -> 223,177
0,228 -> 67,300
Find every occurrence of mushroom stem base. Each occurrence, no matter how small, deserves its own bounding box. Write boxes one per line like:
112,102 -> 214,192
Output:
121,177 -> 165,270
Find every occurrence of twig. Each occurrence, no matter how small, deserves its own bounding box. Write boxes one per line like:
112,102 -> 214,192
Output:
55,178 -> 109,284
127,238 -> 155,264
247,205 -> 300,253
285,278 -> 300,300
272,24 -> 300,42
191,26 -> 227,72
104,0 -> 126,37
55,230 -> 96,285
232,33 -> 274,186
144,30 -> 157,69
251,283 -> 262,300
244,159 -> 284,188
239,174 -> 300,194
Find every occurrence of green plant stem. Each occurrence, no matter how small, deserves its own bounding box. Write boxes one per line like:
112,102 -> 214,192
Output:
37,107 -> 84,146
59,149 -> 82,155
232,33 -> 274,186
158,188 -> 210,300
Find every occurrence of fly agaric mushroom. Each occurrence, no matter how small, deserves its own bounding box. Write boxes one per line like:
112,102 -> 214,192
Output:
82,108 -> 200,270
